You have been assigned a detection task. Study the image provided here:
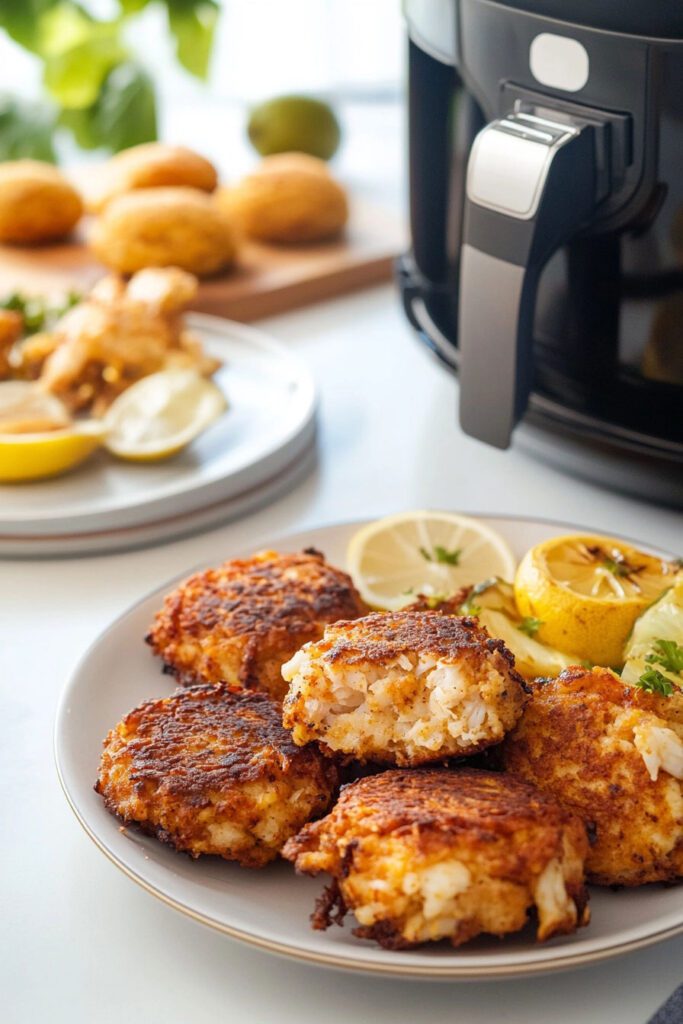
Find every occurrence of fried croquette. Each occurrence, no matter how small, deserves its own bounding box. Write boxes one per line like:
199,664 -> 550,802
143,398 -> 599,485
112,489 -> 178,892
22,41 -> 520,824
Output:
84,142 -> 218,213
283,768 -> 590,948
282,611 -> 527,765
503,667 -> 683,886
90,187 -> 237,277
146,548 -> 369,699
0,160 -> 83,243
95,686 -> 338,867
216,155 -> 348,243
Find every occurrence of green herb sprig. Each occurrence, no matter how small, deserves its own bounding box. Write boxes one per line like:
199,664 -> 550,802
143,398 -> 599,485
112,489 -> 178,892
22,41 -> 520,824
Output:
517,616 -> 543,638
635,668 -> 675,697
419,545 -> 462,566
646,638 -> 683,676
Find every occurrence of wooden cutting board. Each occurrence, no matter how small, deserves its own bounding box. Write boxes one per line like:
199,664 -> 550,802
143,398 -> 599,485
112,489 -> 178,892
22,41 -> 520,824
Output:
0,199 -> 405,322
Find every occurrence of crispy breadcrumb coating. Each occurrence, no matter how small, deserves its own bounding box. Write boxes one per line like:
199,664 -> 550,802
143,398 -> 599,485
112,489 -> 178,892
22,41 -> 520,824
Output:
282,611 -> 527,765
503,667 -> 683,886
146,548 -> 369,699
95,686 -> 338,867
283,768 -> 589,948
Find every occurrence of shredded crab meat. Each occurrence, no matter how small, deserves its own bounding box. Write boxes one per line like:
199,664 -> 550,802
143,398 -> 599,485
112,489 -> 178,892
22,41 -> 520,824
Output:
633,722 -> 683,782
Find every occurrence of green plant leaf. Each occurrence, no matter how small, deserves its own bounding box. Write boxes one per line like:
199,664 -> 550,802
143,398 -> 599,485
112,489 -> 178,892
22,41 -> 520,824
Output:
166,0 -> 219,79
60,62 -> 157,153
0,93 -> 57,161
44,30 -> 128,109
119,0 -> 152,12
0,0 -> 59,52
92,62 -> 157,150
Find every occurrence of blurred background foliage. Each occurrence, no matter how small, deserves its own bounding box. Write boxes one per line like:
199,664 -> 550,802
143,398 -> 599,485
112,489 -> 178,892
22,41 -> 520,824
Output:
0,0 -> 220,160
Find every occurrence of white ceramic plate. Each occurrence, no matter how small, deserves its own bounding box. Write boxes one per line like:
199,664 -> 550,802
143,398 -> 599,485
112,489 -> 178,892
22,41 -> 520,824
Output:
55,516 -> 683,980
0,441 -> 316,559
0,315 -> 316,538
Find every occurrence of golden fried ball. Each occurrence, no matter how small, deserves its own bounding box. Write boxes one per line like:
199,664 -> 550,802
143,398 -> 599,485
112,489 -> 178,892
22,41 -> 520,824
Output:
282,611 -> 527,765
146,548 -> 369,700
0,160 -> 83,244
216,155 -> 348,243
95,685 -> 338,867
89,187 -> 237,276
503,667 -> 683,886
283,768 -> 590,948
84,143 -> 218,213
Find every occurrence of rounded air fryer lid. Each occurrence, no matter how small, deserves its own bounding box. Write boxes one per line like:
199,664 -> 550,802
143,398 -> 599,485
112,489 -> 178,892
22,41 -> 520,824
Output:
485,0 -> 683,39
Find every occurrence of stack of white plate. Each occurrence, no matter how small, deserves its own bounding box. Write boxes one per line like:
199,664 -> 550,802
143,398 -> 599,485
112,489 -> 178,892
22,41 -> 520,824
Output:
0,315 -> 317,557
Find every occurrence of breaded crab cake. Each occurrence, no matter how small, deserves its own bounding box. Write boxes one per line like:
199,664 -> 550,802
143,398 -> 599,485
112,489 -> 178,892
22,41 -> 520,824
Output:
283,768 -> 590,948
282,611 -> 527,765
95,686 -> 338,867
146,548 -> 368,699
503,667 -> 683,886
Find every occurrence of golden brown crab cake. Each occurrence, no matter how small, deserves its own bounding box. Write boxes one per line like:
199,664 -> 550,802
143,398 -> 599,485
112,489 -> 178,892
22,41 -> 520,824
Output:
282,611 -> 527,766
95,686 -> 338,867
503,667 -> 683,887
283,768 -> 589,948
146,548 -> 369,699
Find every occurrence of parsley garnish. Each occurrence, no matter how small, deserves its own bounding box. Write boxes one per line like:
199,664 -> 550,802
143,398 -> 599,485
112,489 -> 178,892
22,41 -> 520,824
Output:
460,599 -> 481,616
646,638 -> 683,675
424,594 -> 448,609
603,557 -> 630,578
635,668 -> 675,697
419,545 -> 462,566
517,616 -> 543,637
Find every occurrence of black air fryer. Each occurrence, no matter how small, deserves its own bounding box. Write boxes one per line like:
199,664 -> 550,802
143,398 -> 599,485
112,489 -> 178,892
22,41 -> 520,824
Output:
399,0 -> 683,506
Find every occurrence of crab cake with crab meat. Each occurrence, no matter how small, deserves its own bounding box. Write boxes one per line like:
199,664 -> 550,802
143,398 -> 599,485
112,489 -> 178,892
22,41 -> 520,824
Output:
95,686 -> 338,867
282,611 -> 527,766
503,667 -> 683,886
146,548 -> 369,699
283,768 -> 589,948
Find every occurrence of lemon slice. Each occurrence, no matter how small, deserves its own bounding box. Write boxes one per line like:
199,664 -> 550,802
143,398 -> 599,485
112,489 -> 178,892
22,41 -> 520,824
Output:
460,578 -> 576,680
103,370 -> 227,461
622,576 -> 683,690
346,510 -> 516,611
514,534 -> 679,668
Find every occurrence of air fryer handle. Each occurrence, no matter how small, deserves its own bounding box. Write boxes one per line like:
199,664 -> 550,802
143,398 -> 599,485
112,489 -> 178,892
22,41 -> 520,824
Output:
458,113 -> 599,448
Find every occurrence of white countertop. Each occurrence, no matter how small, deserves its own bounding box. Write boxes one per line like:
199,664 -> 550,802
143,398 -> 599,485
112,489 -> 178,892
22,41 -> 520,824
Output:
3,284 -> 682,1024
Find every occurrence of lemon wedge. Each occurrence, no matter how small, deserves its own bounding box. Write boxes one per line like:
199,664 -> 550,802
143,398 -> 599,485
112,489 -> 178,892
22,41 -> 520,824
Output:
103,370 -> 227,461
0,423 -> 104,482
459,577 -> 576,680
0,380 -> 71,434
0,381 -> 103,482
622,576 -> 683,691
346,510 -> 517,611
514,534 -> 679,668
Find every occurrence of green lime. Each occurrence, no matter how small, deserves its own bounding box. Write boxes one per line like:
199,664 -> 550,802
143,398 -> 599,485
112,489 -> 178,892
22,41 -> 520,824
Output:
247,95 -> 341,160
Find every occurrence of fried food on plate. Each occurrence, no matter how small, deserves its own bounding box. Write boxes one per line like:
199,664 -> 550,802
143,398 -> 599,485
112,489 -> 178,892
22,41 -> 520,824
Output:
83,142 -> 218,213
217,153 -> 348,243
283,768 -> 589,948
503,666 -> 683,886
514,534 -> 679,668
0,160 -> 83,244
18,267 -> 218,415
90,187 -> 237,277
146,548 -> 369,699
0,310 -> 24,378
95,686 -> 338,867
282,610 -> 527,765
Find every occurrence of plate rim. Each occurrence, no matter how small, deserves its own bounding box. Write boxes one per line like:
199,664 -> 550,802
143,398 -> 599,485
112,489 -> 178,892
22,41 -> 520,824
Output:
0,313 -> 317,535
54,512 -> 683,980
